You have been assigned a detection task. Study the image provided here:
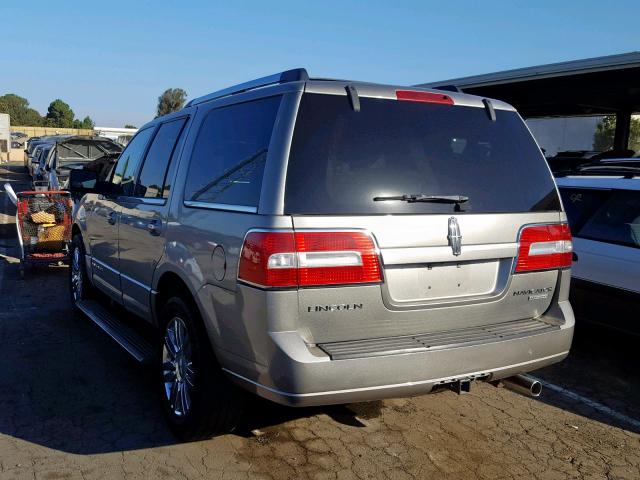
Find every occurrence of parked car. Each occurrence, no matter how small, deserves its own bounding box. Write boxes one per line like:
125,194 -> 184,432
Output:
24,137 -> 45,170
10,131 -> 27,148
556,162 -> 640,335
28,143 -> 53,179
43,136 -> 123,190
24,136 -> 68,172
69,69 -> 575,440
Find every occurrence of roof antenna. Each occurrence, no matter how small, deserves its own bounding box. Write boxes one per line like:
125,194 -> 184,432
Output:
483,98 -> 496,122
345,85 -> 360,112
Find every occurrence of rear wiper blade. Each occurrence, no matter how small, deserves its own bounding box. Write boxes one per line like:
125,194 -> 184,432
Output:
373,194 -> 469,204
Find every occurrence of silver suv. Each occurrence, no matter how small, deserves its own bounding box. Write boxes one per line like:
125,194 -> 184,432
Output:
69,69 -> 575,440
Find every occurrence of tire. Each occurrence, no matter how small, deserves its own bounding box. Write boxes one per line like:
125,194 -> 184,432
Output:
158,295 -> 245,440
69,234 -> 94,311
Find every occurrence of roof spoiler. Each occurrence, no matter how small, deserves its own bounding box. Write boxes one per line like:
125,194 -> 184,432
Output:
432,84 -> 461,93
185,68 -> 309,108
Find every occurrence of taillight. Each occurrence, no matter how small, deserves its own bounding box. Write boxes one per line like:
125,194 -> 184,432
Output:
238,231 -> 382,288
515,224 -> 573,273
238,231 -> 297,287
396,90 -> 454,105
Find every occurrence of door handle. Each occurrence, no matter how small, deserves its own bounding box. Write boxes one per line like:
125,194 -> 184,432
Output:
147,220 -> 162,236
107,212 -> 117,225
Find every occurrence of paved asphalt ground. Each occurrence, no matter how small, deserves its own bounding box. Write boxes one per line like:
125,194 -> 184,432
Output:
0,161 -> 639,480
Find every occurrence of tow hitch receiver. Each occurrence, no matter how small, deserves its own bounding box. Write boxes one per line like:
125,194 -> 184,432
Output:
448,379 -> 472,395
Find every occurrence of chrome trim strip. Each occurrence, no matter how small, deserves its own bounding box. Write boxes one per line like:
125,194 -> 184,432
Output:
92,257 -> 155,293
381,242 -> 518,265
138,197 -> 166,206
121,271 -> 153,292
183,201 -> 257,213
91,256 -> 119,274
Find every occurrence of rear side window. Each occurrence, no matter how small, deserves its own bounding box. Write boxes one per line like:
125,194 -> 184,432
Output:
559,188 -> 610,232
135,117 -> 188,199
112,127 -> 155,196
184,95 -> 281,207
285,94 -> 561,215
576,190 -> 640,248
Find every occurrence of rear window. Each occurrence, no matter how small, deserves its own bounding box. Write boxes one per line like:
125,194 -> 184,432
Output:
563,188 -> 640,248
284,94 -> 561,215
559,187 -> 610,232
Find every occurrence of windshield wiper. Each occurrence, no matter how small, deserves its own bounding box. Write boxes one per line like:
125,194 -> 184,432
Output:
373,194 -> 469,204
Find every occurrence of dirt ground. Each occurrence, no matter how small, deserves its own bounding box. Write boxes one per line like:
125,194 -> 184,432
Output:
0,162 -> 639,480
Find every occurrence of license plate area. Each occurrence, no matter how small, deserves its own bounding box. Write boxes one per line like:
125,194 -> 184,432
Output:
385,260 -> 501,303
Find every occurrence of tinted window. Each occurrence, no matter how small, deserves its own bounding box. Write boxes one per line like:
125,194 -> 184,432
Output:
112,127 -> 155,196
40,146 -> 52,166
559,188 -> 610,232
285,94 -> 561,215
577,190 -> 640,248
184,96 -> 281,207
135,118 -> 187,198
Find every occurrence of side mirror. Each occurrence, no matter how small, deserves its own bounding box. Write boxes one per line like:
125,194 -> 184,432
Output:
69,169 -> 99,194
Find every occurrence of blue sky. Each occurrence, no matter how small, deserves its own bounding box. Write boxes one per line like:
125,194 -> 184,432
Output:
2,0 -> 638,127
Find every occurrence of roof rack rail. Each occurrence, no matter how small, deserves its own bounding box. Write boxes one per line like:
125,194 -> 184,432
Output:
185,68 -> 309,107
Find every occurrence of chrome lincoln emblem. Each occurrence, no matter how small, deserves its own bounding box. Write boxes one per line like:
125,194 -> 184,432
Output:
448,217 -> 462,256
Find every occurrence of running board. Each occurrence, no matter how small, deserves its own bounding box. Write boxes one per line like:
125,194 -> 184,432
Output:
76,299 -> 155,364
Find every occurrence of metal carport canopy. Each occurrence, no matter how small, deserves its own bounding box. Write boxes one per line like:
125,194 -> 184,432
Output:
418,51 -> 640,150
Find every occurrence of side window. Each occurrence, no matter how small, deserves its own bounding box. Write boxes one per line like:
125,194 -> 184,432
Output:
184,95 -> 281,207
112,127 -> 155,196
578,190 -> 640,248
559,188 -> 610,233
135,118 -> 188,199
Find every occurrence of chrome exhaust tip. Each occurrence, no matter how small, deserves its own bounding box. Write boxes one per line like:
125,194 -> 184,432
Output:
500,374 -> 542,397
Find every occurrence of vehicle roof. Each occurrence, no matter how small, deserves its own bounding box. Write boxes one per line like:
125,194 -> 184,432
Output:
555,176 -> 640,191
302,79 -> 516,111
144,69 -> 518,131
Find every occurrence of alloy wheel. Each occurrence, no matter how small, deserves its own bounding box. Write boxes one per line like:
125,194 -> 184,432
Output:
71,246 -> 83,302
162,317 -> 195,417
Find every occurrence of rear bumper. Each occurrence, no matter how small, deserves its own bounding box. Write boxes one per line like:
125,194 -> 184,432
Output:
222,301 -> 574,407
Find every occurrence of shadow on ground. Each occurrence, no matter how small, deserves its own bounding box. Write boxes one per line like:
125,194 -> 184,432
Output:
534,322 -> 640,434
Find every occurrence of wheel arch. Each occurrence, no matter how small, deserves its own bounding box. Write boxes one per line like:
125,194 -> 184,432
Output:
153,269 -> 223,365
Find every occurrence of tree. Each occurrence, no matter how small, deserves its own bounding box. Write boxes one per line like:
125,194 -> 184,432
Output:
46,99 -> 75,128
593,115 -> 640,152
0,93 -> 43,126
632,116 -> 640,152
156,88 -> 187,117
124,124 -> 137,129
81,116 -> 95,129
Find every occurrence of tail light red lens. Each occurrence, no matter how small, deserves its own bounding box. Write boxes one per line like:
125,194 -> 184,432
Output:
515,224 -> 573,273
238,231 -> 382,288
396,90 -> 454,105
